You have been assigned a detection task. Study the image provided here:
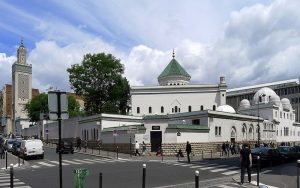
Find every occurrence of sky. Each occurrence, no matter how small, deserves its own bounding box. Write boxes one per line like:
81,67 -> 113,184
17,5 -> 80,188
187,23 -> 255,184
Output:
1,0 -> 300,92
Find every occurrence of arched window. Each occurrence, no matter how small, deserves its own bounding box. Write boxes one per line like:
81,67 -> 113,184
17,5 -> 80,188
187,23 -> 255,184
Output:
161,106 -> 164,113
188,106 -> 192,112
179,108 -> 181,112
231,127 -> 236,139
175,106 -> 178,113
213,105 -> 216,111
201,105 -> 204,111
249,125 -> 254,140
242,124 -> 247,139
149,107 -> 152,114
172,108 -> 174,113
137,107 -> 140,114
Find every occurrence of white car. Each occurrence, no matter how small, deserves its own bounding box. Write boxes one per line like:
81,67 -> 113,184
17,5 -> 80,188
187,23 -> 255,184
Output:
20,139 -> 44,159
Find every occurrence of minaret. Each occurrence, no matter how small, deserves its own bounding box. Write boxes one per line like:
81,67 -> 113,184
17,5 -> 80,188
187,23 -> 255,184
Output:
11,40 -> 32,136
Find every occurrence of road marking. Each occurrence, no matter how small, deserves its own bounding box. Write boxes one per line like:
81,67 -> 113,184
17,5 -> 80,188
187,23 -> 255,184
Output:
83,159 -> 105,163
0,182 -> 25,186
37,162 -> 56,167
63,160 -> 82,164
251,181 -> 279,188
31,165 -> 40,168
221,171 -> 239,175
210,167 -> 239,172
177,164 -> 194,167
73,159 -> 93,164
49,161 -> 70,166
200,165 -> 228,170
216,184 -> 241,188
189,165 -> 204,169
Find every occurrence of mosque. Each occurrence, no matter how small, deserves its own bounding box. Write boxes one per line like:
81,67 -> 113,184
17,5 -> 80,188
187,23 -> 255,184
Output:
22,51 -> 300,155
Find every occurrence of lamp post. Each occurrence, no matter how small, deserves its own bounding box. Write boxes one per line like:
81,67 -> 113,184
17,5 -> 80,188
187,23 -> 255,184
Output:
257,93 -> 266,145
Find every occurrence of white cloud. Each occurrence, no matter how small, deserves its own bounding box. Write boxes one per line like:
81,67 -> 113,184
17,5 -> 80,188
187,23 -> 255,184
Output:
0,53 -> 16,87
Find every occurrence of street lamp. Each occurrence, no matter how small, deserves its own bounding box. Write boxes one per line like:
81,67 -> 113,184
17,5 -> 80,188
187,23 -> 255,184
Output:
257,93 -> 266,145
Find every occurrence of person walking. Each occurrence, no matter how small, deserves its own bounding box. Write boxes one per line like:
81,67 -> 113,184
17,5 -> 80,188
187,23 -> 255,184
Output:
185,141 -> 192,163
0,144 -> 4,159
135,141 -> 140,156
76,137 -> 82,151
142,141 -> 146,156
240,144 -> 252,184
222,142 -> 226,156
225,141 -> 230,157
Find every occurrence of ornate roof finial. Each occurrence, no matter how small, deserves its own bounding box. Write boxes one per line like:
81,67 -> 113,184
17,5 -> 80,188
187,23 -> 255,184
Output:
172,49 -> 175,59
20,37 -> 24,47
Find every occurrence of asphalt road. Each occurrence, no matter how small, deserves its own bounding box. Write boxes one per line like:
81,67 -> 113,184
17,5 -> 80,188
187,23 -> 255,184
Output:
4,148 -> 299,188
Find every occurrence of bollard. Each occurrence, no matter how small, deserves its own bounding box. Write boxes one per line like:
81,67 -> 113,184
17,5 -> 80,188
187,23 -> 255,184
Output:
211,150 -> 212,159
195,170 -> 199,188
5,151 -> 7,169
85,146 -> 87,153
116,146 -> 119,159
177,150 -> 180,161
99,172 -> 102,188
18,154 -> 20,167
10,164 -> 13,188
257,156 -> 260,186
161,149 -> 164,162
297,160 -> 300,188
92,147 -> 93,154
74,168 -> 90,188
202,150 -> 203,159
22,151 -> 24,164
142,164 -> 146,188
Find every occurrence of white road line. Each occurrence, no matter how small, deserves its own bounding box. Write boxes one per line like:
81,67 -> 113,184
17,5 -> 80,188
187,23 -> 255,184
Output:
221,171 -> 239,175
37,162 -> 56,167
210,167 -> 239,172
63,160 -> 82,164
12,186 -> 32,188
31,165 -> 40,168
216,185 -> 240,188
82,159 -> 104,163
177,164 -> 194,167
49,161 -> 69,166
0,182 -> 25,186
189,166 -> 204,169
200,165 -> 228,170
73,159 -> 93,164
251,181 -> 279,188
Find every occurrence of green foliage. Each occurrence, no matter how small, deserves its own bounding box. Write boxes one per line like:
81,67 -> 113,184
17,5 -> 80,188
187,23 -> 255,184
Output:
67,53 -> 130,115
25,93 -> 82,122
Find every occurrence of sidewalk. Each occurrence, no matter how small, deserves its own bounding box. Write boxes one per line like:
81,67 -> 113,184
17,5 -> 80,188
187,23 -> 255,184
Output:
45,143 -> 239,162
0,152 -> 28,171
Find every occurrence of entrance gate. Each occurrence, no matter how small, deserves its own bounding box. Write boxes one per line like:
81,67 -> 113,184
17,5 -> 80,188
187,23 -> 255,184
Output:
150,131 -> 162,152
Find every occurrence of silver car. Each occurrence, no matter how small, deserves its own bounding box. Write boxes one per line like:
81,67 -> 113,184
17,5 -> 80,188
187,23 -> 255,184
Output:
5,139 -> 16,152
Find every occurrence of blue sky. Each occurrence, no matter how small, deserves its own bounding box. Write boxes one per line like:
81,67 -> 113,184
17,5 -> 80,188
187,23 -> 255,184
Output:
1,0 -> 299,92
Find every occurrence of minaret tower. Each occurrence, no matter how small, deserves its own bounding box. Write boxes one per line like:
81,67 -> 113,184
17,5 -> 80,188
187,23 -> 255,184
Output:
12,40 -> 32,135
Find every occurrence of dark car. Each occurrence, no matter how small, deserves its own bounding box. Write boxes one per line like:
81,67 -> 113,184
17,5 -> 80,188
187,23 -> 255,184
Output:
278,146 -> 297,161
56,140 -> 74,154
251,147 -> 283,166
11,141 -> 21,156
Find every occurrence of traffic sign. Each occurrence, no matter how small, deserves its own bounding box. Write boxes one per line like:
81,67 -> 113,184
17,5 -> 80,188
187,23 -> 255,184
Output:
45,129 -> 49,134
113,129 -> 118,136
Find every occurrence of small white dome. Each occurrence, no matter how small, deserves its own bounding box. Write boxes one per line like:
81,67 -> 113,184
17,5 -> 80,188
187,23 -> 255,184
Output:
270,95 -> 281,106
253,87 -> 278,104
281,98 -> 291,111
216,105 -> 236,113
240,99 -> 250,109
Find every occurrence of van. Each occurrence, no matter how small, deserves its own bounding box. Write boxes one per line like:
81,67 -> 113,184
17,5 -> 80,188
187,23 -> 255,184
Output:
20,139 -> 44,159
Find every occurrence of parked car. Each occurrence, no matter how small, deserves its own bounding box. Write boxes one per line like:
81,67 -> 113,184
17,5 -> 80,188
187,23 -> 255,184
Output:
20,139 -> 44,159
278,146 -> 298,161
251,147 -> 283,166
11,140 -> 21,156
5,139 -> 16,152
56,139 -> 74,154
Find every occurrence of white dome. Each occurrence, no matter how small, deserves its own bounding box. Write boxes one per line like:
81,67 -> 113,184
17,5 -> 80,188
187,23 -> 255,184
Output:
281,98 -> 291,111
216,105 -> 236,113
253,87 -> 279,104
270,95 -> 281,106
240,99 -> 250,109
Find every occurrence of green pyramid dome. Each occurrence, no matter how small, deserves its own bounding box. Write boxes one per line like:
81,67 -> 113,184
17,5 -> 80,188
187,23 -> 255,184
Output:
158,58 -> 191,79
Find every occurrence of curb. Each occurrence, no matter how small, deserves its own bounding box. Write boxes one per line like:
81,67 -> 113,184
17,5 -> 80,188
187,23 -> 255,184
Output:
0,152 -> 30,171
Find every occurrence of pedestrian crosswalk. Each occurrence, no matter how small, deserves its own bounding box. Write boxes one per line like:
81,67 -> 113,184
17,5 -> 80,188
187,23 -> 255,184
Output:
29,158 -> 127,169
161,161 -> 241,176
205,182 -> 246,188
0,173 -> 31,187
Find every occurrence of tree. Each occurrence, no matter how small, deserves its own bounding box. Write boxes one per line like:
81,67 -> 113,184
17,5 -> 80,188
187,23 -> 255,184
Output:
25,93 -> 82,122
67,53 -> 130,115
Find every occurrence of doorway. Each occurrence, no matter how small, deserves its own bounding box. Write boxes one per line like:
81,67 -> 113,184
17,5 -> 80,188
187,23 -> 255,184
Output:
150,131 -> 162,152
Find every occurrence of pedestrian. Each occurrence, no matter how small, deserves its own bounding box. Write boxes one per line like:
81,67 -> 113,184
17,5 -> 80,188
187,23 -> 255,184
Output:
185,141 -> 192,163
225,141 -> 230,157
233,142 -> 237,154
222,142 -> 226,156
142,141 -> 146,156
135,141 -> 140,156
76,137 -> 82,151
240,143 -> 252,185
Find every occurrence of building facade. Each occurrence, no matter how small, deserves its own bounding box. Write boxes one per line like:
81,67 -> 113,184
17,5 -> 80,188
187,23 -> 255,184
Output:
227,79 -> 300,122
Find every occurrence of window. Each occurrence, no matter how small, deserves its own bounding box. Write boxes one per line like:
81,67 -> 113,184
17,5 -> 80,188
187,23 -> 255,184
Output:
213,105 -> 216,111
201,105 -> 204,111
161,106 -> 164,113
179,108 -> 181,112
137,107 -> 140,114
188,106 -> 192,112
215,126 -> 221,136
280,112 -> 282,118
215,127 -> 218,136
192,119 -> 200,125
175,106 -> 178,113
284,113 -> 285,119
149,107 -> 152,114
275,111 -> 278,118
219,127 -> 221,136
172,108 -> 174,113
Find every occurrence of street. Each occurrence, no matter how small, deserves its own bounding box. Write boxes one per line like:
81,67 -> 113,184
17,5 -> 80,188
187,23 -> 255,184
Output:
0,148 -> 298,188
